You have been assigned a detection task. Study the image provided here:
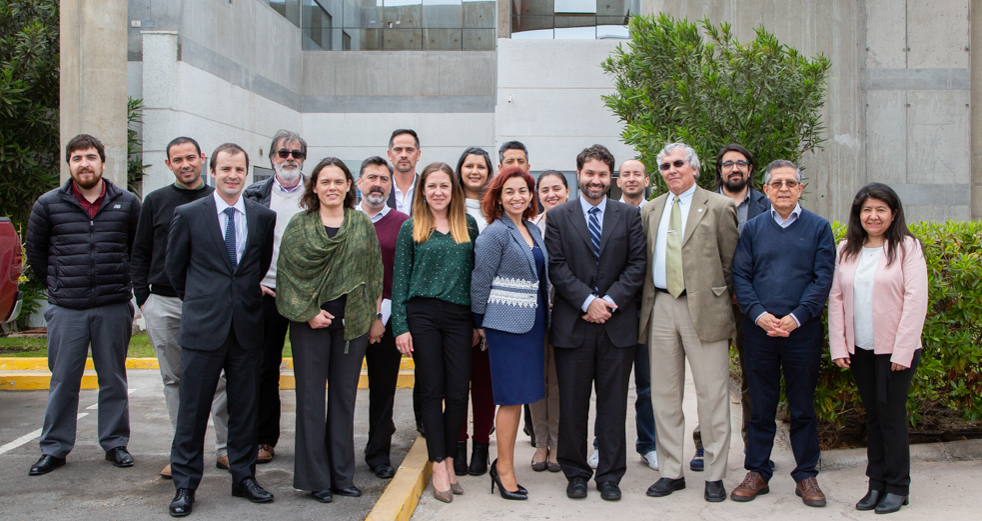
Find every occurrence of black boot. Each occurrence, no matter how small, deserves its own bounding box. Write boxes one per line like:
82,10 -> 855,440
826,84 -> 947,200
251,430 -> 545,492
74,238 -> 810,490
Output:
453,441 -> 468,476
468,442 -> 489,476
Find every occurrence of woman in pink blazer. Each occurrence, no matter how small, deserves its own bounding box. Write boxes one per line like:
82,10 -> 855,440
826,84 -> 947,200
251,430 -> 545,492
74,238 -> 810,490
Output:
828,183 -> 928,515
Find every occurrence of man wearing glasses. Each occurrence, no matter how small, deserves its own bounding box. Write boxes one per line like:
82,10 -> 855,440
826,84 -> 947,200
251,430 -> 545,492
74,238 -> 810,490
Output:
638,143 -> 738,503
243,129 -> 309,464
729,160 -> 835,507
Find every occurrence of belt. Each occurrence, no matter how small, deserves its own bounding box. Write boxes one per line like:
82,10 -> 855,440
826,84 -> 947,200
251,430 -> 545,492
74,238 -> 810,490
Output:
655,287 -> 686,297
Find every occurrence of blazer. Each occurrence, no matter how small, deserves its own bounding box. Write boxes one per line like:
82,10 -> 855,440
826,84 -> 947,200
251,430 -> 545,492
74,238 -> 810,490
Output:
471,216 -> 550,334
828,237 -> 928,368
165,195 -> 276,351
638,186 -> 739,344
544,198 -> 646,349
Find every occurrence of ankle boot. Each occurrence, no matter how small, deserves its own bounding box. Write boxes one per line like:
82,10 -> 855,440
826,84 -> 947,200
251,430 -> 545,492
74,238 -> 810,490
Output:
453,441 -> 468,476
468,442 -> 489,476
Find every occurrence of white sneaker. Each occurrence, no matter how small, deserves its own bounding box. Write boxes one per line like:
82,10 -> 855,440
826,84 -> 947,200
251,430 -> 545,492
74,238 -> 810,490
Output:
588,449 -> 599,469
641,450 -> 659,470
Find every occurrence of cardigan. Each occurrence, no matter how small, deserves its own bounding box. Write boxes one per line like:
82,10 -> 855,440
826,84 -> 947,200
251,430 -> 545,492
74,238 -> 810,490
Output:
471,216 -> 550,334
828,236 -> 928,368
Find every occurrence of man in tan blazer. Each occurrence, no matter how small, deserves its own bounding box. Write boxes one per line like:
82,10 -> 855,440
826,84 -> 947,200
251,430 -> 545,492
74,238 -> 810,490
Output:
638,143 -> 739,503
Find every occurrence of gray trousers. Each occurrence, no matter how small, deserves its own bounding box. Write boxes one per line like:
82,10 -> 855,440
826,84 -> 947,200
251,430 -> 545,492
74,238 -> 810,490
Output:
144,294 -> 229,458
40,301 -> 133,457
290,321 -> 369,492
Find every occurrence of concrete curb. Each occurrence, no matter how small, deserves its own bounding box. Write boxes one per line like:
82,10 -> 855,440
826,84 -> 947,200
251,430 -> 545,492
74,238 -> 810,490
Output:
365,436 -> 432,521
818,438 -> 982,470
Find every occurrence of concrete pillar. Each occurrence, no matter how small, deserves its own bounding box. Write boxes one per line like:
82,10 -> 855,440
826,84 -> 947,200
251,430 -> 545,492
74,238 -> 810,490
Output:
973,0 -> 982,219
59,0 -> 129,187
140,31 -> 181,196
498,0 -> 510,38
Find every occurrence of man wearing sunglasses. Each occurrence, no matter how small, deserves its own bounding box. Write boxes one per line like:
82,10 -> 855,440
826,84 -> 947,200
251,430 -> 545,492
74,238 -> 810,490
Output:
243,129 -> 309,464
638,143 -> 738,503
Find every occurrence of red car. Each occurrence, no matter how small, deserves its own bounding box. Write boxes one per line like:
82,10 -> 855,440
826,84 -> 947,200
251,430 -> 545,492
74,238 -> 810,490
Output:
0,217 -> 24,330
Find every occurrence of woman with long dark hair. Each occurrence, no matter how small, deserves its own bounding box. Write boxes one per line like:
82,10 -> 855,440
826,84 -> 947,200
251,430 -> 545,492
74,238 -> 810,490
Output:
828,182 -> 928,515
392,162 -> 479,502
276,158 -> 383,503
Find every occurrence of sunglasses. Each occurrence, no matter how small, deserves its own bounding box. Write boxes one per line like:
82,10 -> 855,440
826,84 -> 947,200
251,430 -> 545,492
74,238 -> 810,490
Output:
659,159 -> 687,171
767,179 -> 800,189
276,149 -> 306,160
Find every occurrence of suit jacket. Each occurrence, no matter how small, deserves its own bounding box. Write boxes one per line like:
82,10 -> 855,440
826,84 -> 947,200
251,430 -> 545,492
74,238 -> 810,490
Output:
544,198 -> 646,348
165,195 -> 276,351
471,216 -> 550,334
827,237 -> 928,368
638,185 -> 739,344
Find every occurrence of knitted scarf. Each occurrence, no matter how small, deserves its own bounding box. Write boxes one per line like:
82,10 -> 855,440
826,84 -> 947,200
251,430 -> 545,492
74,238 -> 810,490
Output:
275,208 -> 383,341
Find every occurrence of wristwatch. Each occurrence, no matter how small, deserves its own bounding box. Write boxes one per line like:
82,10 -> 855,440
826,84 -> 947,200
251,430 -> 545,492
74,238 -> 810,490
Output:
376,312 -> 383,320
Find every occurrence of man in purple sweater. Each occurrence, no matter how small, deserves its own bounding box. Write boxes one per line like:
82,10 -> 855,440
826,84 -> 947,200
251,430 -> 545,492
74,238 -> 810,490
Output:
356,156 -> 410,479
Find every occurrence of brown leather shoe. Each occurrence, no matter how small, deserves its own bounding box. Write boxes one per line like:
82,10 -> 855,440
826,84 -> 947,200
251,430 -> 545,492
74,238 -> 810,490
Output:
795,477 -> 826,507
216,456 -> 230,471
730,471 -> 769,502
257,444 -> 274,464
160,463 -> 172,479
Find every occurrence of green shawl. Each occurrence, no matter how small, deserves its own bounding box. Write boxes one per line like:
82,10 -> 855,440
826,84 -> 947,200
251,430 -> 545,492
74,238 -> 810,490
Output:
275,208 -> 383,341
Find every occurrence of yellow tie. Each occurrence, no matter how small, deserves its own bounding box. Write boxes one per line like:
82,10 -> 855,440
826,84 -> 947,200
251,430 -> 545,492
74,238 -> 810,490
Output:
666,195 -> 684,298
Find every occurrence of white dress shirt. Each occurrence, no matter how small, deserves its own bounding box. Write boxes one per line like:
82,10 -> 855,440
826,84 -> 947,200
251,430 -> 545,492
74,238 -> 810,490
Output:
578,195 -> 616,312
619,196 -> 648,212
214,191 -> 247,264
393,173 -> 418,214
853,247 -> 882,350
357,201 -> 391,223
652,183 -> 696,289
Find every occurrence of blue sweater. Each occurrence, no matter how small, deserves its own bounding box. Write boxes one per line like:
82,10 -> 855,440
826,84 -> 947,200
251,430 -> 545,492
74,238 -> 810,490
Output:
732,209 -> 836,326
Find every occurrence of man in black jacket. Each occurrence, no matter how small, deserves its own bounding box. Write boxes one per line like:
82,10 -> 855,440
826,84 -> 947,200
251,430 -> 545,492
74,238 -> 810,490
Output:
25,134 -> 142,476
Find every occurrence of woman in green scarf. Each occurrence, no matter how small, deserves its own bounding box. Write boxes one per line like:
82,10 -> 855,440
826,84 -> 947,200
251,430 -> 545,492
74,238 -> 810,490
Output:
276,157 -> 383,504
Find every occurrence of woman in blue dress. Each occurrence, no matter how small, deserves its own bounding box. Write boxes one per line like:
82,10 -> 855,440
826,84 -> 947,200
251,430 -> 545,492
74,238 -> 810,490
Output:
471,167 -> 549,500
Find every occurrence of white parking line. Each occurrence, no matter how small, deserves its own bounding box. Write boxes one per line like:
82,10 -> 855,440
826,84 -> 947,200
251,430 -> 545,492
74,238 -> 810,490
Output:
86,388 -> 138,410
0,413 -> 88,455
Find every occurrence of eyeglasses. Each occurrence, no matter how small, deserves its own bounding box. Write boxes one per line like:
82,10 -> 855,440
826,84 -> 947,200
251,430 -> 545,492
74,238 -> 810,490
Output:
720,160 -> 749,170
659,159 -> 686,171
768,179 -> 800,189
276,149 -> 306,160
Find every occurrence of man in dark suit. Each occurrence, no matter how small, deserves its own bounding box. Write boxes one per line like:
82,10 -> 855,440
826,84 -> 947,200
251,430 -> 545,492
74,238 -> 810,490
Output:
164,143 -> 276,517
544,144 -> 646,501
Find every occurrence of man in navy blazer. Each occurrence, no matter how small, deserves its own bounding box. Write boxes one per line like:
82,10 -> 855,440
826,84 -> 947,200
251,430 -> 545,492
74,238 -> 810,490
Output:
544,144 -> 646,501
164,143 -> 276,517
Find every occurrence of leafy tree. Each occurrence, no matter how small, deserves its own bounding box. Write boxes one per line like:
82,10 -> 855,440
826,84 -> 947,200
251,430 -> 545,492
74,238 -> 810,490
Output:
127,97 -> 150,196
602,15 -> 830,192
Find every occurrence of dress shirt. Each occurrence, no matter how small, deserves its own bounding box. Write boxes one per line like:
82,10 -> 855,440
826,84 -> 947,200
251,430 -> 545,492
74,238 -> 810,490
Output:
214,191 -> 247,264
652,183 -> 696,289
853,247 -> 882,350
578,195 -> 616,312
755,202 -> 804,327
618,196 -> 647,211
393,173 -> 418,214
357,201 -> 391,223
716,187 -> 751,232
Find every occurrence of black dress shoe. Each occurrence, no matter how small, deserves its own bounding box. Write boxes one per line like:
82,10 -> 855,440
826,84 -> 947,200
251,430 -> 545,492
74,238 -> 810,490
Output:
106,447 -> 134,468
169,488 -> 195,517
705,480 -> 726,502
856,489 -> 883,510
874,493 -> 908,514
29,455 -> 66,476
331,485 -> 362,497
232,477 -> 274,503
373,463 -> 396,479
454,441 -> 468,475
311,490 -> 333,503
566,477 -> 588,499
647,477 -> 686,497
598,481 -> 622,501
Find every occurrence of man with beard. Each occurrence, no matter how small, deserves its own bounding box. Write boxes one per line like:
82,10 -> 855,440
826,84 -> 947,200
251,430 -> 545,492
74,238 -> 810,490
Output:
132,137 -> 230,479
386,129 -> 420,214
544,144 -> 646,501
355,156 -> 410,479
244,129 -> 308,464
26,134 -> 142,475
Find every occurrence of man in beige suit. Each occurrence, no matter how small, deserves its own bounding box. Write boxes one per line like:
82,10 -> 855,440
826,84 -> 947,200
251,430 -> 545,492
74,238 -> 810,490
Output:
639,143 -> 739,503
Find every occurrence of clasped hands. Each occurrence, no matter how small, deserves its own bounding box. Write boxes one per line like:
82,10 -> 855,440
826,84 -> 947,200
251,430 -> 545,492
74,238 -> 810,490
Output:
755,312 -> 797,338
582,298 -> 617,324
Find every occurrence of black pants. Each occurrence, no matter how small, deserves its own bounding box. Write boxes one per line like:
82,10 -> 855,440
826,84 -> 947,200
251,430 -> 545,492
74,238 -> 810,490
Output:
364,321 -> 402,468
171,326 -> 260,491
257,294 -> 290,447
851,348 -> 920,496
407,298 -> 473,462
554,323 -> 634,484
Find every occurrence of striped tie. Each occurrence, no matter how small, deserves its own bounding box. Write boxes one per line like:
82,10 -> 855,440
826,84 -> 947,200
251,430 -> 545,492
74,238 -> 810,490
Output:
588,206 -> 601,259
223,207 -> 237,271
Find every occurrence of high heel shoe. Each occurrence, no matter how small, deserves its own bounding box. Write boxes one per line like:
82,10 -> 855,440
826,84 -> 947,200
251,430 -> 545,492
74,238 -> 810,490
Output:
489,459 -> 528,500
450,482 -> 463,495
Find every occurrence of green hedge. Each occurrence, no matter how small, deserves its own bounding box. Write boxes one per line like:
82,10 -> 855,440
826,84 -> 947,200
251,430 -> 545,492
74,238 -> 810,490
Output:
813,220 -> 982,444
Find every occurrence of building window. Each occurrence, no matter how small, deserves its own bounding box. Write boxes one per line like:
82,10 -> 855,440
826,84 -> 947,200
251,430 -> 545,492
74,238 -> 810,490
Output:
511,0 -> 632,40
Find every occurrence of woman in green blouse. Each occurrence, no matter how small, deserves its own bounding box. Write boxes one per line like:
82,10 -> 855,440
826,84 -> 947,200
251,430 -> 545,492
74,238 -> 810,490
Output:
392,162 -> 479,503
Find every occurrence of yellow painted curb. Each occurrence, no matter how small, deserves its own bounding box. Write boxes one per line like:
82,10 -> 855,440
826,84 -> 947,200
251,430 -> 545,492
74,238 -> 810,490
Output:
0,371 -> 98,391
365,436 -> 432,521
0,357 -> 416,371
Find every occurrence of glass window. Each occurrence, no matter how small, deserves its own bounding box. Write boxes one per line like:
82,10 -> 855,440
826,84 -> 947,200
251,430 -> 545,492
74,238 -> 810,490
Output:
512,0 -> 631,40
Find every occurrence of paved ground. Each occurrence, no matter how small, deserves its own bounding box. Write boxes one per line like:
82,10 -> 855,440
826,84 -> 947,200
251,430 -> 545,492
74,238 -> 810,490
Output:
0,370 -> 416,520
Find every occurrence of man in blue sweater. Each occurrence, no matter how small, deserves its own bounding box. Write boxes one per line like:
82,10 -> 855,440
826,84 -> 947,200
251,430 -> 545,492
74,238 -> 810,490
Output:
729,160 -> 835,507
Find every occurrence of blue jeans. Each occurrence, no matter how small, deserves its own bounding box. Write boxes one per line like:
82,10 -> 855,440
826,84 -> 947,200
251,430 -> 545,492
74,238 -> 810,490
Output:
592,343 -> 656,455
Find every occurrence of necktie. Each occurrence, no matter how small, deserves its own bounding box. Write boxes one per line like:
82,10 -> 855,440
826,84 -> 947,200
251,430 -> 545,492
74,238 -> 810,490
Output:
588,206 -> 601,260
666,195 -> 684,298
223,207 -> 237,271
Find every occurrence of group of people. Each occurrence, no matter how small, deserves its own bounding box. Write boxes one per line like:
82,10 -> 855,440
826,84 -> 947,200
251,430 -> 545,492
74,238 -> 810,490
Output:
23,128 -> 929,517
